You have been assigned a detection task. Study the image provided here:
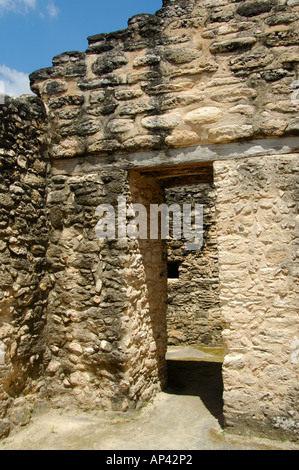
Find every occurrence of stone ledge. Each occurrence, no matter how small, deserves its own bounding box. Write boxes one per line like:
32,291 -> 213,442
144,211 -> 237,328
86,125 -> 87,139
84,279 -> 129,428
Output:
50,137 -> 299,175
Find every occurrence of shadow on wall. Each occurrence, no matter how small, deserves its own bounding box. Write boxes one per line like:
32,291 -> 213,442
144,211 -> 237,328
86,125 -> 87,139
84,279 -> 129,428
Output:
165,360 -> 224,428
129,170 -> 169,392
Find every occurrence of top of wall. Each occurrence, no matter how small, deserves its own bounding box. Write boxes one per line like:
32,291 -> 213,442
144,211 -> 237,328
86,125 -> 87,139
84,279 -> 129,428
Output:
29,0 -> 299,160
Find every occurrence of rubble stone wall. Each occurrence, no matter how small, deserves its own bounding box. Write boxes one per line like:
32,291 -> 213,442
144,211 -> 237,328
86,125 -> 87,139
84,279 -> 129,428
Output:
0,0 -> 298,442
0,96 -> 49,438
29,0 -> 299,160
42,163 -> 168,411
214,153 -> 299,440
165,184 -> 222,347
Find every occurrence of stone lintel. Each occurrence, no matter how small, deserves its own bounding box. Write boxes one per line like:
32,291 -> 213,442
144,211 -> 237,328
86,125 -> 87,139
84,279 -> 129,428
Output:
50,136 -> 299,175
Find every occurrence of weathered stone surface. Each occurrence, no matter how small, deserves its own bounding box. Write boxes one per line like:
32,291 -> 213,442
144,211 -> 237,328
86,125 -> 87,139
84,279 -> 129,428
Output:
26,0 -> 299,156
259,118 -> 288,136
229,49 -> 274,75
261,69 -> 288,82
78,75 -> 126,89
165,184 -> 222,347
228,104 -> 255,116
87,100 -> 118,116
184,107 -> 223,125
287,117 -> 299,134
9,403 -> 32,427
171,60 -> 219,78
141,113 -> 182,129
209,124 -> 254,142
214,154 -> 299,441
118,102 -> 156,116
264,31 -> 299,47
64,63 -> 86,77
123,135 -> 162,150
210,87 -> 257,102
0,95 -> 48,437
161,92 -> 204,111
1,0 -> 299,444
210,5 -> 235,23
92,53 -> 128,75
89,91 -> 105,104
87,138 -> 122,153
42,80 -> 68,95
52,51 -> 85,66
0,419 -> 11,439
29,66 -> 62,83
210,37 -> 257,53
165,47 -> 202,64
48,95 -> 84,109
127,70 -> 160,85
265,12 -> 298,26
133,55 -> 161,68
165,130 -> 199,147
107,119 -> 134,134
115,89 -> 143,100
236,1 -> 275,18
141,81 -> 195,96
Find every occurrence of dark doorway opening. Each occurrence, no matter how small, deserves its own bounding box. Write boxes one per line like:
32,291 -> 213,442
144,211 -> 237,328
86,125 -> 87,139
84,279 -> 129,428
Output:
129,163 -> 224,424
166,359 -> 224,427
167,261 -> 180,279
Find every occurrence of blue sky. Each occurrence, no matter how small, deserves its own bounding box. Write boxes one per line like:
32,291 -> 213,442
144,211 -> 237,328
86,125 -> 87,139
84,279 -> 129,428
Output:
0,0 -> 162,97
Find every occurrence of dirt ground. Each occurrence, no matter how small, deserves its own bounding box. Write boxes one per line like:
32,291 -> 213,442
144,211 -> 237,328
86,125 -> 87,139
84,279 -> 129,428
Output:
1,347 -> 298,451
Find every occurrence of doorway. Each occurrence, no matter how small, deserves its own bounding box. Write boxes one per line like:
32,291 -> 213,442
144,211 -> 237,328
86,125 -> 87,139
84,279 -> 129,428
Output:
127,162 -> 224,417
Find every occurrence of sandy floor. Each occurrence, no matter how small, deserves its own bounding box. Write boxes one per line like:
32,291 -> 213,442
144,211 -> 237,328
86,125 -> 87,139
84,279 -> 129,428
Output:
1,347 -> 298,451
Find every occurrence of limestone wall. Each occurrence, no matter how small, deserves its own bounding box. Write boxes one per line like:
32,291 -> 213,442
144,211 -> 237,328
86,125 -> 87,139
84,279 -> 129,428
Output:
165,184 -> 222,346
0,96 -> 49,437
214,153 -> 299,440
29,0 -> 299,160
0,0 -> 298,443
42,163 -> 168,411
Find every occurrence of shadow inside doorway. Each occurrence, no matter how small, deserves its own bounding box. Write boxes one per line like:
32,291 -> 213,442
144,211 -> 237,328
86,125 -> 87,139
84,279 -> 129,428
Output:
165,360 -> 224,428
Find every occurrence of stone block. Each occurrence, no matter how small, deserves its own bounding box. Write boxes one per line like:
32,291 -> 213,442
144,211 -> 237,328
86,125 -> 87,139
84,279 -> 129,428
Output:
123,135 -> 161,150
184,107 -> 223,125
208,124 -> 254,142
133,55 -> 161,67
0,419 -> 11,439
107,119 -> 135,134
2,0 -> 299,444
287,117 -> 299,134
165,130 -> 200,147
236,1 -> 275,18
210,87 -> 257,103
141,113 -> 182,129
210,37 -> 257,53
10,404 -> 32,427
42,80 -> 68,95
92,54 -> 128,75
165,47 -> 202,64
115,89 -> 143,100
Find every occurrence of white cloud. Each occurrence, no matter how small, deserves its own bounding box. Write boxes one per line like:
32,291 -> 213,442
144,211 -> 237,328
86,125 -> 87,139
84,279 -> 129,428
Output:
0,0 -> 36,15
0,65 -> 32,98
46,1 -> 59,18
0,0 -> 59,18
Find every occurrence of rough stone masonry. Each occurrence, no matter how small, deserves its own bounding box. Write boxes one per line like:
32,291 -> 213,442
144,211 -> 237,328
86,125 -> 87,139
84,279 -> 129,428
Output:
0,0 -> 298,442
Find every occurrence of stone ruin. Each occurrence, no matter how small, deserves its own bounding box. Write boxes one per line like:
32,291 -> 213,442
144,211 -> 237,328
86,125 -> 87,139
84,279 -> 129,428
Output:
0,0 -> 298,442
